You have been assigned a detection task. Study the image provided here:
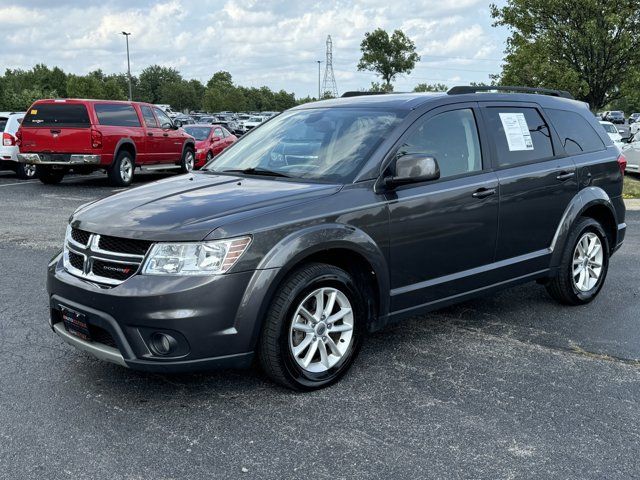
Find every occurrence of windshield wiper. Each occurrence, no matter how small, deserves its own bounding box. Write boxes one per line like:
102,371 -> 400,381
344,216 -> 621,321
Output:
221,167 -> 291,178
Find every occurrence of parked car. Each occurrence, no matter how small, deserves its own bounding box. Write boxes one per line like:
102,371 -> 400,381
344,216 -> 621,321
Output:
620,131 -> 640,174
599,121 -> 623,148
628,113 -> 640,124
604,111 -> 625,124
0,111 -> 34,179
173,115 -> 195,126
241,115 -> 265,133
17,99 -> 195,186
212,114 -> 239,133
182,124 -> 237,167
46,87 -> 626,390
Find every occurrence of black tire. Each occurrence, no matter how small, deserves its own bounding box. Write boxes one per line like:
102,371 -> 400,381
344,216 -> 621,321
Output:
179,146 -> 195,173
108,150 -> 135,187
15,163 -> 38,180
546,217 -> 610,305
205,151 -> 213,165
258,263 -> 366,391
37,165 -> 66,184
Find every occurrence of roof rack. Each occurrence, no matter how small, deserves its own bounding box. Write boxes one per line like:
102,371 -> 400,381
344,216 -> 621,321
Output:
341,91 -> 388,98
447,85 -> 574,100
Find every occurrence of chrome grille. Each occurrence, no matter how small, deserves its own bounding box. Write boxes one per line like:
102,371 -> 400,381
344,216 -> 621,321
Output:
64,226 -> 150,286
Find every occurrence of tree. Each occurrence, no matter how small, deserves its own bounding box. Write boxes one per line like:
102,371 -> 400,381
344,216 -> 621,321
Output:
357,28 -> 420,90
138,65 -> 182,103
413,83 -> 448,92
491,0 -> 640,110
66,75 -> 105,99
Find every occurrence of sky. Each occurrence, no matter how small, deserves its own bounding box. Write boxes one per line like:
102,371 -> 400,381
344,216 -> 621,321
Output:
0,0 -> 510,98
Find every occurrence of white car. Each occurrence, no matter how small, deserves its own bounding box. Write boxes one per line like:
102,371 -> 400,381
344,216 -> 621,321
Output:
599,121 -> 623,149
621,131 -> 640,173
242,116 -> 266,133
0,112 -> 34,179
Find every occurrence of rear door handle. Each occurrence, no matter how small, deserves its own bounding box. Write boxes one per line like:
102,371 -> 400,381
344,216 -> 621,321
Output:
147,132 -> 154,136
163,133 -> 169,137
472,187 -> 496,199
556,171 -> 575,181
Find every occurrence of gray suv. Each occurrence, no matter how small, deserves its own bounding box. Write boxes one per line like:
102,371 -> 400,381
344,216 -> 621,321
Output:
47,86 -> 626,390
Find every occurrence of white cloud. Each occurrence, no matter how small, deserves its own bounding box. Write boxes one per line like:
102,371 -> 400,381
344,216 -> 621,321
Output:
0,0 -> 508,97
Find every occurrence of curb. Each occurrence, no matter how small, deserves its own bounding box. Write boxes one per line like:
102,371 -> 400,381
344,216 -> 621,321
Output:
624,199 -> 640,211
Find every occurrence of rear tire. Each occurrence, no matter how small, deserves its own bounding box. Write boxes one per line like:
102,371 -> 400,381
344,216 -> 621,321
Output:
179,147 -> 195,173
15,163 -> 38,180
37,165 -> 66,184
258,263 -> 365,391
108,150 -> 135,187
546,217 -> 610,305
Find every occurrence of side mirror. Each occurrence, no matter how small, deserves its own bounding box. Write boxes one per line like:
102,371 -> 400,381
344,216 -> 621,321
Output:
211,136 -> 221,143
173,120 -> 183,128
385,154 -> 440,188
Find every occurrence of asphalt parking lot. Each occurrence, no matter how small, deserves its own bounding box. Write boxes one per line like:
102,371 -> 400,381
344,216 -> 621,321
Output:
1,170 -> 639,479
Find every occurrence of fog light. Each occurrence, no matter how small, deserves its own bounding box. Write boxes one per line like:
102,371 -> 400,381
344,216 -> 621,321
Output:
149,332 -> 177,356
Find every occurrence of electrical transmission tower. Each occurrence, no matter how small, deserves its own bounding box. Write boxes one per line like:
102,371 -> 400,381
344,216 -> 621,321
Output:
321,35 -> 338,98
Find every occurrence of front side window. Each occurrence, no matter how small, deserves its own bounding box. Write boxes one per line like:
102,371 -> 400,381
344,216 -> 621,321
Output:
213,128 -> 224,138
140,106 -> 158,128
206,108 -> 405,183
484,107 -> 554,167
398,109 -> 482,179
95,104 -> 141,127
154,108 -> 173,128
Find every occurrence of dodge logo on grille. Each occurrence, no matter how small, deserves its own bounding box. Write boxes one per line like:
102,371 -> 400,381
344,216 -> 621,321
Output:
102,265 -> 131,274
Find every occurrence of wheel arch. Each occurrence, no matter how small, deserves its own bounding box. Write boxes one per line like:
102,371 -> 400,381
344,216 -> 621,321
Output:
550,186 -> 618,266
114,138 -> 136,164
236,224 -> 391,351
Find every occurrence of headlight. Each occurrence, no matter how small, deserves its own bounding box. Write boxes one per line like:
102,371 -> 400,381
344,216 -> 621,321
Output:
142,236 -> 251,276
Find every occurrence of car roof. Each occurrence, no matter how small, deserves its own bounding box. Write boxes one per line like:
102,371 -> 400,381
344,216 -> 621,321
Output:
31,98 -> 155,107
291,91 -> 586,112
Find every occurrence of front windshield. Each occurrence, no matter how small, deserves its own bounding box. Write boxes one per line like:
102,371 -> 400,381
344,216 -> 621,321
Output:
205,107 -> 404,182
183,126 -> 212,141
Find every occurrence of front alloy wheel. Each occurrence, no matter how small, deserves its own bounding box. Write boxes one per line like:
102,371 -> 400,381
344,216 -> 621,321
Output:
289,287 -> 354,373
259,263 -> 365,390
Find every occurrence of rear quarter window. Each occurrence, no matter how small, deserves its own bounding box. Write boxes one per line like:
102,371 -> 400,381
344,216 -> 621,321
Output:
22,103 -> 90,128
546,109 -> 606,155
95,104 -> 141,127
484,107 -> 554,167
0,117 -> 7,131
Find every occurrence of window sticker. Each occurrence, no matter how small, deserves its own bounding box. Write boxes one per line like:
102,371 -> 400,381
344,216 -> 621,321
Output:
499,112 -> 534,151
30,109 -> 38,115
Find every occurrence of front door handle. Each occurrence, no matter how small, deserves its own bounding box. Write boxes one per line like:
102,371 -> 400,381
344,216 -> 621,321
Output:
163,133 -> 169,137
472,187 -> 496,199
556,171 -> 576,181
147,132 -> 154,136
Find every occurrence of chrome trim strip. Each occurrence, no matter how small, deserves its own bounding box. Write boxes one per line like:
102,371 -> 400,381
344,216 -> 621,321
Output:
17,153 -> 101,165
53,323 -> 127,367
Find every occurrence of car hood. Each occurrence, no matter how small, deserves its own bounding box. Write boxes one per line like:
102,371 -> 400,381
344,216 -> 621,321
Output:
72,172 -> 341,241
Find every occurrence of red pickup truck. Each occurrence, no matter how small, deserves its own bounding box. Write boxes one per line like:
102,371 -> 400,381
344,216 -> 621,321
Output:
17,99 -> 196,186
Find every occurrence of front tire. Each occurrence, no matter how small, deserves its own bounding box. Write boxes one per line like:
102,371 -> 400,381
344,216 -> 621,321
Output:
546,217 -> 610,305
15,163 -> 38,180
108,150 -> 134,187
258,263 -> 365,391
179,147 -> 195,173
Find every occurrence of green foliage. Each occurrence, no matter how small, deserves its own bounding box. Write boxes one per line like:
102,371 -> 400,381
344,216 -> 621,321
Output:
491,0 -> 640,109
413,83 -> 448,92
369,82 -> 393,92
137,65 -> 182,103
357,28 -> 420,89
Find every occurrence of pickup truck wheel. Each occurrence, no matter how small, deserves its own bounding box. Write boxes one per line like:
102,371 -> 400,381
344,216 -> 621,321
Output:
108,151 -> 134,187
546,217 -> 610,305
37,165 -> 66,184
179,147 -> 195,173
258,263 -> 365,391
15,163 -> 38,180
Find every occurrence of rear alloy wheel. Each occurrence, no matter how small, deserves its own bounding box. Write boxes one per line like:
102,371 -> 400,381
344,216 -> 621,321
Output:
180,148 -> 195,173
259,263 -> 365,390
546,217 -> 609,305
108,151 -> 134,187
15,162 -> 37,180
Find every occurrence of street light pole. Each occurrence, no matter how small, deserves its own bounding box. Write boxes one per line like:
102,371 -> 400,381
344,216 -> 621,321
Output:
121,32 -> 132,101
317,60 -> 322,100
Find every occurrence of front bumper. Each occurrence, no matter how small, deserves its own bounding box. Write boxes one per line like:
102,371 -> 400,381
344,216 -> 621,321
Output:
18,153 -> 101,165
48,254 -> 259,372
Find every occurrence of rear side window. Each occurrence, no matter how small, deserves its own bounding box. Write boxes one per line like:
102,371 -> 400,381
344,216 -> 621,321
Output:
546,109 -> 606,154
484,107 -> 554,167
0,117 -> 7,131
95,104 -> 141,127
23,103 -> 90,128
